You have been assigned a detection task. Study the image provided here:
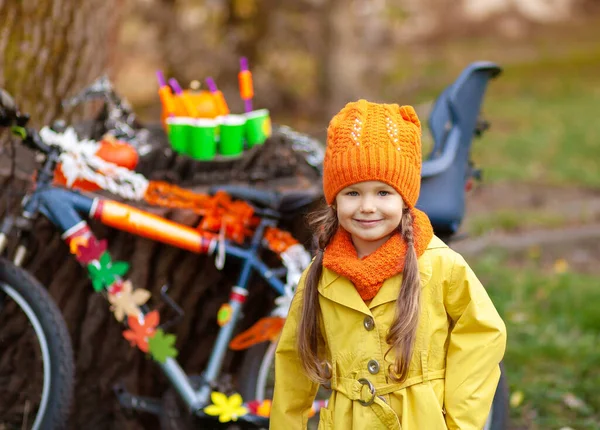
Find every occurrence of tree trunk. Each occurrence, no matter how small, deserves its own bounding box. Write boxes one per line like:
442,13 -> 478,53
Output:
320,0 -> 365,118
0,0 -> 123,129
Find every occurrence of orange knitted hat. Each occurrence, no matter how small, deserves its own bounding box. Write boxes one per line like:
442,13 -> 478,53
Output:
323,99 -> 422,207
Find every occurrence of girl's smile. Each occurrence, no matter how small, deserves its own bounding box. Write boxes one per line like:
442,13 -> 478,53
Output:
353,218 -> 383,228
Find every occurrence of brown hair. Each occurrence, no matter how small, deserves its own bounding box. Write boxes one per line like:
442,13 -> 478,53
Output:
385,207 -> 421,382
297,205 -> 421,384
297,204 -> 338,384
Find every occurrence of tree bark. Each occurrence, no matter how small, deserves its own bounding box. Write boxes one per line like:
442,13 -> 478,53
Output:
320,0 -> 364,118
0,0 -> 123,129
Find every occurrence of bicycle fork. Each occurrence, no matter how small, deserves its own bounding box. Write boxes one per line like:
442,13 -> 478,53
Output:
0,214 -> 34,267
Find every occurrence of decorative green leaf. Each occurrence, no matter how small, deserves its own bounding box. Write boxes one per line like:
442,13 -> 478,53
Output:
99,251 -> 111,265
10,126 -> 27,139
111,261 -> 130,277
148,329 -> 178,363
86,252 -> 129,292
88,263 -> 107,292
88,263 -> 100,276
92,277 -> 106,292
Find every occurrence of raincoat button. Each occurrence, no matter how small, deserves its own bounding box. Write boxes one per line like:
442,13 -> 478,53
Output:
367,359 -> 380,374
363,316 -> 375,331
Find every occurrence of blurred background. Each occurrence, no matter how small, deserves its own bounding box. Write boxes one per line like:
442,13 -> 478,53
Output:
2,0 -> 600,428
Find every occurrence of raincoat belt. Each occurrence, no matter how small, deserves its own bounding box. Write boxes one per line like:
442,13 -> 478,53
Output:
332,369 -> 446,430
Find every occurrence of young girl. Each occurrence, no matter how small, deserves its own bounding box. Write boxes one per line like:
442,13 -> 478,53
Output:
271,100 -> 506,429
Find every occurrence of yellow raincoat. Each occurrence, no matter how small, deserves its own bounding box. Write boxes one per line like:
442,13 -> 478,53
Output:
271,236 -> 506,429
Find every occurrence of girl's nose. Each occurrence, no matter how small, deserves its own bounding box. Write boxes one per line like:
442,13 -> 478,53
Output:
360,197 -> 376,213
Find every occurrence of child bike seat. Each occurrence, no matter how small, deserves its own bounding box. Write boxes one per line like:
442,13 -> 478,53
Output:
417,61 -> 501,237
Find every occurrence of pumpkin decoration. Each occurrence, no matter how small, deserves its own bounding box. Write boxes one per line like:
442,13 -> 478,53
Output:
54,136 -> 139,192
160,90 -> 221,130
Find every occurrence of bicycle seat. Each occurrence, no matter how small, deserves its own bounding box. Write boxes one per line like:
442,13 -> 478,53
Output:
417,61 -> 502,236
209,185 -> 321,214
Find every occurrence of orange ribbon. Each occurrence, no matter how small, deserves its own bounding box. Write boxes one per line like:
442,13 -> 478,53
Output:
143,182 -> 259,243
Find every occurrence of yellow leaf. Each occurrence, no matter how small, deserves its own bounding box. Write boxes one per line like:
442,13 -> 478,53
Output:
229,393 -> 243,408
553,258 -> 569,274
211,391 -> 228,407
219,412 -> 233,423
204,405 -> 222,417
231,406 -> 248,421
203,392 -> 248,423
510,391 -> 524,408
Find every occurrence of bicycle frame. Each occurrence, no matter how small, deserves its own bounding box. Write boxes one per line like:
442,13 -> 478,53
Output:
0,183 -> 288,414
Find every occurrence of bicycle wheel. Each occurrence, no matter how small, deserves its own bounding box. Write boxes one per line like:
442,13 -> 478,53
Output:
0,258 -> 74,429
239,341 -> 509,430
237,340 -> 329,429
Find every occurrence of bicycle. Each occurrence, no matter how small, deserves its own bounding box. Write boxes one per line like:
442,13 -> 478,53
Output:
0,87 -> 320,429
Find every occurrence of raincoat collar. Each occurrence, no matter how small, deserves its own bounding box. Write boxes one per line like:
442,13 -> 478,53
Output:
318,236 -> 446,314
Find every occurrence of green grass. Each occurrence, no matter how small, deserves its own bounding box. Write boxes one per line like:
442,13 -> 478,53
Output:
473,52 -> 600,188
472,252 -> 600,429
467,209 -> 568,236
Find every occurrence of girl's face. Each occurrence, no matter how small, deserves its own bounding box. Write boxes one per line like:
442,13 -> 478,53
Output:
335,181 -> 405,258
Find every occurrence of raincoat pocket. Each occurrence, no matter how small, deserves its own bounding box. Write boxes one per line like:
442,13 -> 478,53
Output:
409,382 -> 448,429
317,406 -> 333,430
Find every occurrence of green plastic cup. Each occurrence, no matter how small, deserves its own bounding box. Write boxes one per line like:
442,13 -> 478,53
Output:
167,117 -> 194,155
244,109 -> 271,147
188,119 -> 217,160
219,115 -> 246,157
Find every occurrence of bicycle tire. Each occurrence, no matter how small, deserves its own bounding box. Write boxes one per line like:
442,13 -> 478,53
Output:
237,340 -> 276,403
0,258 -> 74,429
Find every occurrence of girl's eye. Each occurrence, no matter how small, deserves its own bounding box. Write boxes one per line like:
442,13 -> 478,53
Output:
346,191 -> 359,196
378,190 -> 390,196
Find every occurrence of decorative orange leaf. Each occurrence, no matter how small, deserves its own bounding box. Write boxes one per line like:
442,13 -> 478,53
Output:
229,317 -> 285,350
122,310 -> 160,352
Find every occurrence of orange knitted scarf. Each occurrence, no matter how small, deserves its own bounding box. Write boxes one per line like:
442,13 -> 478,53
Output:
323,209 -> 434,301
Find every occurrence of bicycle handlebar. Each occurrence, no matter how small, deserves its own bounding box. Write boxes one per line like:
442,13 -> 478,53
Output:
24,128 -> 52,153
62,75 -> 116,108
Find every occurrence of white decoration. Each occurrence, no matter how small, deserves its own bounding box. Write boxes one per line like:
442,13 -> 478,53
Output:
39,127 -> 149,201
